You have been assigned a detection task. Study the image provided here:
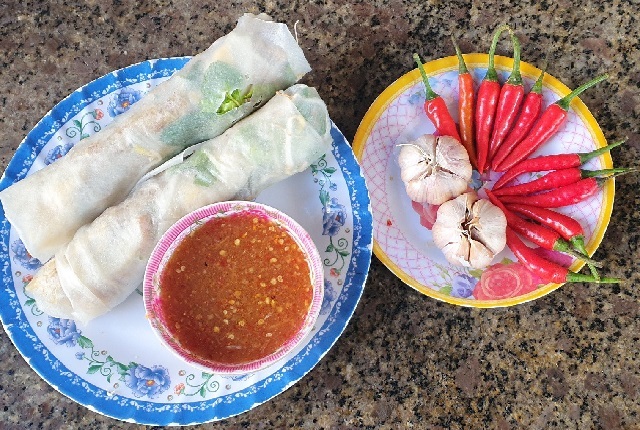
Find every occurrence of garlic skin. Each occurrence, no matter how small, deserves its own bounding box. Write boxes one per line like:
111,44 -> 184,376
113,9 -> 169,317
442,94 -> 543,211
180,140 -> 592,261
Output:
397,134 -> 472,205
432,192 -> 507,269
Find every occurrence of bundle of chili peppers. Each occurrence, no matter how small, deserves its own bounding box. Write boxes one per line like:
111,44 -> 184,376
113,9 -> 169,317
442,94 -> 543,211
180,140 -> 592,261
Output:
412,25 -> 631,285
488,148 -> 633,283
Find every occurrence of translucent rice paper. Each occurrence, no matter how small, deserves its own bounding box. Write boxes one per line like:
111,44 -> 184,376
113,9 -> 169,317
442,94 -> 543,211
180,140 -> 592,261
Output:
0,13 -> 310,263
27,84 -> 332,324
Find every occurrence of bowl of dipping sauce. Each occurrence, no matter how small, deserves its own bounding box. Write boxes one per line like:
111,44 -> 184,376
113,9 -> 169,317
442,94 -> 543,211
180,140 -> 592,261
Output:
144,201 -> 324,374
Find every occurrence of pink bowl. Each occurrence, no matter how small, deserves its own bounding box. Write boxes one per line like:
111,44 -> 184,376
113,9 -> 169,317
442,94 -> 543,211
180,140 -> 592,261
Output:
143,201 -> 324,374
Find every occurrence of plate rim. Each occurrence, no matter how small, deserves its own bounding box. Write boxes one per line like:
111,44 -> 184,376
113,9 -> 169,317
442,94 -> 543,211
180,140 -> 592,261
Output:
352,53 -> 614,308
0,57 -> 373,425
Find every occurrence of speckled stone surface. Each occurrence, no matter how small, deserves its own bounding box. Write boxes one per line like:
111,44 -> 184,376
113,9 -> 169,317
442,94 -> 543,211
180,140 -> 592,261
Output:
1,1 -> 639,429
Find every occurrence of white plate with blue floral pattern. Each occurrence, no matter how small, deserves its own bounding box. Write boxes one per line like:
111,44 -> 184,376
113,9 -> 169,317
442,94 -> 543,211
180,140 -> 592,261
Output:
0,58 -> 373,425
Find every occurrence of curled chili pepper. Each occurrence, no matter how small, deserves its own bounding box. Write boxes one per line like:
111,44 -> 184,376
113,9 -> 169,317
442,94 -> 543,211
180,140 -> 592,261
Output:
496,73 -> 609,172
493,167 -> 631,197
491,68 -> 546,171
475,24 -> 510,173
487,29 -> 525,167
505,227 -> 620,284
493,138 -> 625,189
413,53 -> 462,143
451,36 -> 477,168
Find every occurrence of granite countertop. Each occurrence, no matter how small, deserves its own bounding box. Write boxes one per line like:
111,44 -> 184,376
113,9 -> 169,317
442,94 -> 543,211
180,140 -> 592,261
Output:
1,1 -> 639,429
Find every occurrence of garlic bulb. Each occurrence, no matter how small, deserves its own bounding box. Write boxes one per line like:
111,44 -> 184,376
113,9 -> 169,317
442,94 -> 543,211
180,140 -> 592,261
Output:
432,192 -> 507,269
397,134 -> 472,205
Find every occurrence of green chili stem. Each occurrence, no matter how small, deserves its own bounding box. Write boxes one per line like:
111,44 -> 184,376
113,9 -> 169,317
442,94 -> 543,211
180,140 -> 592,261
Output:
505,29 -> 522,86
556,73 -> 608,111
566,273 -> 621,283
485,24 -> 510,82
581,167 -> 636,178
531,67 -> 546,94
451,36 -> 469,75
579,138 -> 626,164
413,53 -> 439,101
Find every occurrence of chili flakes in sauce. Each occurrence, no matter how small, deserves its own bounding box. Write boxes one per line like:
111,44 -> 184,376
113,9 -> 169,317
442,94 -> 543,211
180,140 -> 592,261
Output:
160,212 -> 313,365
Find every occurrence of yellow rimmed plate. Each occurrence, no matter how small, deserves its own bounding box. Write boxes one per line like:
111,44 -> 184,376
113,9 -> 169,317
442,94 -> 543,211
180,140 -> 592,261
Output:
352,54 -> 614,307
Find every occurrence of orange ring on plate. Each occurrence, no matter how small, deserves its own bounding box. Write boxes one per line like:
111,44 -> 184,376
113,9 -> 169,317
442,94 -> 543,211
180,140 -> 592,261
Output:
353,54 -> 614,308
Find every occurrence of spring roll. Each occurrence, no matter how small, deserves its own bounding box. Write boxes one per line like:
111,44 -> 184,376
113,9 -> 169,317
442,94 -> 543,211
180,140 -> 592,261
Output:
27,84 -> 332,323
0,13 -> 310,263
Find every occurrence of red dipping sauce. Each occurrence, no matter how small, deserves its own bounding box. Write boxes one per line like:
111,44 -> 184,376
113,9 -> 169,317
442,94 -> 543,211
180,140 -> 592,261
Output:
158,211 -> 313,365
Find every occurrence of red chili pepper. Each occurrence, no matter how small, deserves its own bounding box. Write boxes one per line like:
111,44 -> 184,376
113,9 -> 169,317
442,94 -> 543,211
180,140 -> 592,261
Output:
413,53 -> 462,142
492,139 -> 625,189
491,68 -> 546,171
487,190 -> 601,277
505,227 -> 619,284
493,167 -> 630,197
498,177 -> 609,208
475,24 -> 510,173
487,30 -> 524,166
451,36 -> 477,168
495,73 -> 609,172
505,203 -> 589,258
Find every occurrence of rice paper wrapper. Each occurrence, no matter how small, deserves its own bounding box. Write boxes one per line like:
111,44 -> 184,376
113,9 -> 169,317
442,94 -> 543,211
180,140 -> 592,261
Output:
27,84 -> 332,324
0,13 -> 310,263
